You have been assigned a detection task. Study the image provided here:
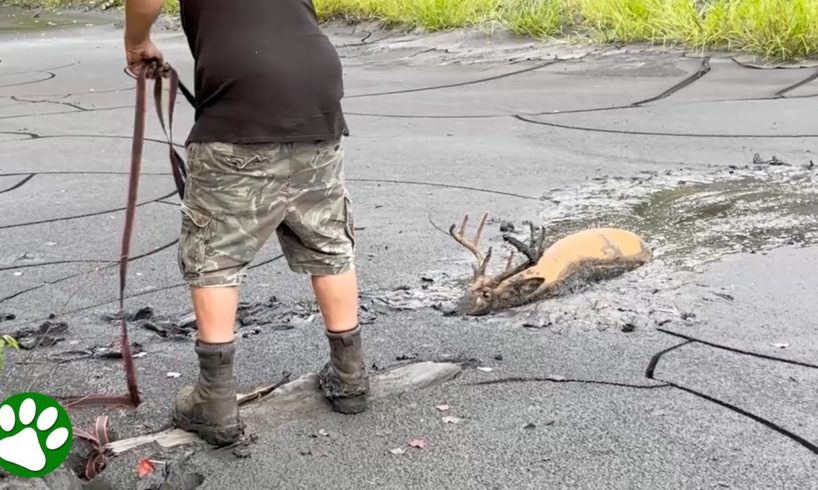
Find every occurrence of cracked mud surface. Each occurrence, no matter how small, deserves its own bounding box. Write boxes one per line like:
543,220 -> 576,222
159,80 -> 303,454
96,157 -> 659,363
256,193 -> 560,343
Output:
0,9 -> 817,489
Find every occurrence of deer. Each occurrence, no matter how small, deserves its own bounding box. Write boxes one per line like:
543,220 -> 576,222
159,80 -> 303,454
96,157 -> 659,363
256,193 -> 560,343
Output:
447,212 -> 653,316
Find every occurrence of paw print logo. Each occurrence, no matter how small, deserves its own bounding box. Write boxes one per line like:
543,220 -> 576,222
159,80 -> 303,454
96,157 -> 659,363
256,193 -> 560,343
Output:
0,392 -> 73,478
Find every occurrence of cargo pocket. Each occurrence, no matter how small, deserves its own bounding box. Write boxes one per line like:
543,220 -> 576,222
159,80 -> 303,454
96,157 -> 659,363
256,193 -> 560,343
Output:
211,143 -> 269,171
178,203 -> 214,275
308,138 -> 342,171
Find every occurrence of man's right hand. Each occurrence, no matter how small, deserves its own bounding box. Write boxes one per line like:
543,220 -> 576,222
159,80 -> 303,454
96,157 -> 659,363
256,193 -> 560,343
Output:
125,38 -> 164,76
123,0 -> 166,74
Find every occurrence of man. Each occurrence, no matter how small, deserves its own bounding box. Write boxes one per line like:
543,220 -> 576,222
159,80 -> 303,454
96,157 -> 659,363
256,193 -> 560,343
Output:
123,0 -> 370,446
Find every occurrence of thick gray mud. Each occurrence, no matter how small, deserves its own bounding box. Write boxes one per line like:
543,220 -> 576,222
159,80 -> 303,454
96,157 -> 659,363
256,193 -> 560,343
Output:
364,159 -> 818,331
539,160 -> 818,269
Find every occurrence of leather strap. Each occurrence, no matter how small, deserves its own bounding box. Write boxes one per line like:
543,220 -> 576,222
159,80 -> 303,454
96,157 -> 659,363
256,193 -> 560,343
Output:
60,61 -> 193,409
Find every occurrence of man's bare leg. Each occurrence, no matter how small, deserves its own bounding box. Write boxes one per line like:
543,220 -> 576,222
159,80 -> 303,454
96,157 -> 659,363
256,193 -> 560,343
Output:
311,270 -> 358,332
312,269 -> 370,414
190,286 -> 240,342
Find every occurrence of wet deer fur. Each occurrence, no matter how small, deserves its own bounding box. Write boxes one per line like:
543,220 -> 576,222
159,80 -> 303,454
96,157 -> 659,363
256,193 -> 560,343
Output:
449,212 -> 652,316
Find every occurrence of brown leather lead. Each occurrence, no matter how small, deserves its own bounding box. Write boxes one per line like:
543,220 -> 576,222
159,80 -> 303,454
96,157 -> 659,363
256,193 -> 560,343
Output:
59,61 -> 193,409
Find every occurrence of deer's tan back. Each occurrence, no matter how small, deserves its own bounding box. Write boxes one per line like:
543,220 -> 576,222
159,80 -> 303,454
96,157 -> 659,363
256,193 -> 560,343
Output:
523,228 -> 651,284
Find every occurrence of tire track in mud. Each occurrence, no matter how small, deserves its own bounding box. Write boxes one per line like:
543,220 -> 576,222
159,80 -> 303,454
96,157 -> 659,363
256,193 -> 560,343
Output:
0,173 -> 34,193
462,334 -> 818,457
0,61 -> 80,77
0,133 -> 187,230
0,101 -> 132,121
0,239 -> 179,304
3,54 -> 812,131
1,253 -> 285,324
469,376 -> 671,390
0,190 -> 177,230
645,339 -> 818,455
513,115 -> 818,139
663,382 -> 818,454
348,56 -> 815,119
347,56 -> 711,118
0,169 -> 544,204
631,57 -> 712,105
0,72 -> 54,88
774,67 -> 818,98
10,94 -> 89,111
346,60 -> 561,98
656,328 -> 818,370
0,258 -> 108,273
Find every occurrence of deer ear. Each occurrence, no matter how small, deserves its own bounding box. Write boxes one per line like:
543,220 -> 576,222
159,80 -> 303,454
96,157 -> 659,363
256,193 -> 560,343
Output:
516,277 -> 545,296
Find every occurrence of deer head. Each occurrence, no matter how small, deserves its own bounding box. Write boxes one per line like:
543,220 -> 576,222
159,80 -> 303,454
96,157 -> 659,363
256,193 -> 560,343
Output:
448,212 -> 548,316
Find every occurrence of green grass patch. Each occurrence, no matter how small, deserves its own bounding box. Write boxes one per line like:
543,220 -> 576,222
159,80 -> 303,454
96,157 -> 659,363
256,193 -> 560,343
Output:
312,0 -> 818,61
0,335 -> 19,374
499,0 -> 571,38
3,0 -> 816,60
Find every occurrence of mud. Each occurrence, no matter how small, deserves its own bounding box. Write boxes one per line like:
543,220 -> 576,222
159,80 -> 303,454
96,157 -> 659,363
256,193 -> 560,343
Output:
0,6 -> 107,35
358,270 -> 464,313
133,450 -> 205,490
356,161 -> 818,334
12,317 -> 67,349
98,298 -> 327,343
236,296 -> 319,332
54,341 -> 145,362
538,160 -> 818,269
103,307 -> 195,341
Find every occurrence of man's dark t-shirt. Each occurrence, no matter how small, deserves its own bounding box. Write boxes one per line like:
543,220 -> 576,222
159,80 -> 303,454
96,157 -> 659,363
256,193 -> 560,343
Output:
179,0 -> 349,145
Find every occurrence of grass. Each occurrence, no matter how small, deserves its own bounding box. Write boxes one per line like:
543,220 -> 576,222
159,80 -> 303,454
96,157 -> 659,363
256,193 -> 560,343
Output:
2,0 -> 816,61
311,0 -> 818,61
0,335 -> 19,374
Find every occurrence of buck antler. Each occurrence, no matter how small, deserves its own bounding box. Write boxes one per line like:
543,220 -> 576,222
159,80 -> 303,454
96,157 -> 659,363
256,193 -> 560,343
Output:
502,221 -> 547,265
449,212 -> 493,278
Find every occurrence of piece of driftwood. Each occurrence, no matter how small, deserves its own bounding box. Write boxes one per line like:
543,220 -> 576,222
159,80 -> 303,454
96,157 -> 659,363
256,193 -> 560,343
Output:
105,361 -> 462,455
105,429 -> 200,455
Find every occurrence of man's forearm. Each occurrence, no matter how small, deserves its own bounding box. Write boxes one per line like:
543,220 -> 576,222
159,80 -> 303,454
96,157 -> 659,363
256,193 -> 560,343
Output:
124,0 -> 165,45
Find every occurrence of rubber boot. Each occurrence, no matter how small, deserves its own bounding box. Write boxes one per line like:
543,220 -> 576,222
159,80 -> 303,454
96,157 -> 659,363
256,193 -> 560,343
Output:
318,325 -> 370,414
172,340 -> 244,446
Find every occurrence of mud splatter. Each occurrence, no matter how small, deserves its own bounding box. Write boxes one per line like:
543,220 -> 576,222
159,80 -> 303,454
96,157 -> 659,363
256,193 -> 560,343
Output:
13,318 -> 68,349
102,299 -> 325,341
236,296 -> 318,331
103,307 -> 195,341
359,270 -> 464,313
54,341 -> 146,362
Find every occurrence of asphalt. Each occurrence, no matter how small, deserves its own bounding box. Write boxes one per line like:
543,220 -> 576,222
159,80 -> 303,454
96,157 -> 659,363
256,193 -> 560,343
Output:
0,7 -> 817,489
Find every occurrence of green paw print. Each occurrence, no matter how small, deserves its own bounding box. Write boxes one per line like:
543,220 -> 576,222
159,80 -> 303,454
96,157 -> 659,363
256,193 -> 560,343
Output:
0,392 -> 73,478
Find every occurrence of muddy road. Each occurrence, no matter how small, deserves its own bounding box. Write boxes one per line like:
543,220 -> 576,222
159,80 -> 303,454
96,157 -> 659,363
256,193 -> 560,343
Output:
0,9 -> 817,489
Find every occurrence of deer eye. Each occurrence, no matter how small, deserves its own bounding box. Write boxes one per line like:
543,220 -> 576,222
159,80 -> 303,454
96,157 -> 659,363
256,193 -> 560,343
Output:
481,290 -> 492,299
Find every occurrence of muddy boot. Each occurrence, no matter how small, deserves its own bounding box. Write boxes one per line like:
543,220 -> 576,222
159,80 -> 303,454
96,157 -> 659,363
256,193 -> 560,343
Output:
172,340 -> 244,446
318,325 -> 370,414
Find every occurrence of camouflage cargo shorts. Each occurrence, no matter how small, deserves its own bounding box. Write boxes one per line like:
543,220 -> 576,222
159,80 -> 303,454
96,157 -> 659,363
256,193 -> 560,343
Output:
178,138 -> 355,288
